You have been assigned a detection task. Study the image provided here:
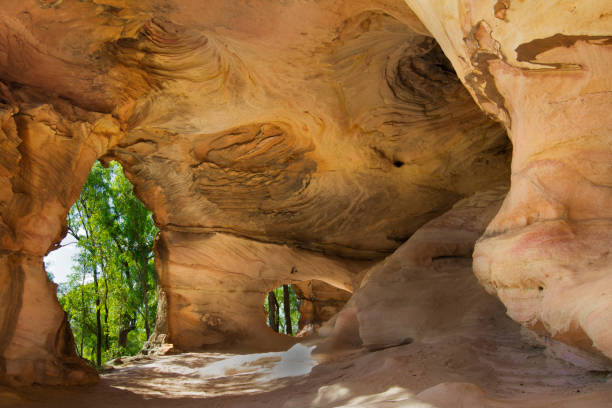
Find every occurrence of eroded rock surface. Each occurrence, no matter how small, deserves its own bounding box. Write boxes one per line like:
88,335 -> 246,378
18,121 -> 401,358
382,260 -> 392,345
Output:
99,11 -> 509,260
292,280 -> 352,336
151,230 -> 369,352
348,187 -> 508,350
0,93 -> 118,385
404,0 -> 612,359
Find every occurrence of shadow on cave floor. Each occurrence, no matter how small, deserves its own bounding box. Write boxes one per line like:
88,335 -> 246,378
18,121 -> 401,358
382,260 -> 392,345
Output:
2,324 -> 612,408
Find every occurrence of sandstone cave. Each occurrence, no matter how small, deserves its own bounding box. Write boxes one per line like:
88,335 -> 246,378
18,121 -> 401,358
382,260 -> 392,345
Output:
0,1 -> 611,407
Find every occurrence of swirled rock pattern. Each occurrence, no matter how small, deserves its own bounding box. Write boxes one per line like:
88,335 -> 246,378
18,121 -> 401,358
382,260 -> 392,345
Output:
100,8 -> 509,259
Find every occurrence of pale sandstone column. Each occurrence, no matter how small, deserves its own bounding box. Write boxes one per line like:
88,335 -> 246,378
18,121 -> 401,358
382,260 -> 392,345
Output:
405,0 -> 612,359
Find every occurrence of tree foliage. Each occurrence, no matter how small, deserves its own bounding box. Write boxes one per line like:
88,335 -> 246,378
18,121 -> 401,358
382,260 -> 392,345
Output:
56,161 -> 158,366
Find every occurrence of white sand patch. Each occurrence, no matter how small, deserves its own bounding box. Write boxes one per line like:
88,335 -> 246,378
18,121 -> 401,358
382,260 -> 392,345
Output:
269,344 -> 318,379
196,344 -> 317,380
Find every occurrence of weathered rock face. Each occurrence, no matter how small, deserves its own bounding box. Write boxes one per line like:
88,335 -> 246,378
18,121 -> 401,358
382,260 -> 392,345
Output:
404,0 -> 612,359
150,230 -> 369,352
0,94 -> 118,385
329,187 -> 508,351
97,1 -> 508,358
292,280 -> 352,336
0,0 -> 502,384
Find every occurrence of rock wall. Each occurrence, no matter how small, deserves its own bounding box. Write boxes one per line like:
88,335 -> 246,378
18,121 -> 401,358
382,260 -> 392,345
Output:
319,187 -> 508,351
149,230 -> 368,352
292,280 -> 352,336
0,93 -> 119,385
404,0 -> 612,359
91,0 -> 510,353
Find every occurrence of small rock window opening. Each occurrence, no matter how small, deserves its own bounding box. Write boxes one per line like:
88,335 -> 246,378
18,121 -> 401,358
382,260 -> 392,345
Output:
265,285 -> 300,336
264,280 -> 352,337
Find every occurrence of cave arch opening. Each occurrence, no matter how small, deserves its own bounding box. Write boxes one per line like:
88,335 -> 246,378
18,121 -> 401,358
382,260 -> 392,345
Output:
263,280 -> 352,338
44,159 -> 158,367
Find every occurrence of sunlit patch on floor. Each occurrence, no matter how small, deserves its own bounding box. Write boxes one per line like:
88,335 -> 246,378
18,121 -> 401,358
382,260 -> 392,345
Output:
105,344 -> 317,398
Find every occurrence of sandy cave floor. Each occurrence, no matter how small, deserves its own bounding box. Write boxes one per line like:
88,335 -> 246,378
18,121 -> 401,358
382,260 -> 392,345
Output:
1,333 -> 611,408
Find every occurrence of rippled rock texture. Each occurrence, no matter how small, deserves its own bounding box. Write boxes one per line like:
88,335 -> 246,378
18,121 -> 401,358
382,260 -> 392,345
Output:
0,0 -> 609,389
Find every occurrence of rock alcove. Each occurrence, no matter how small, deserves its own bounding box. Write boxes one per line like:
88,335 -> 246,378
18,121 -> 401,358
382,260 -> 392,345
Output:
263,280 -> 352,338
0,0 -> 611,407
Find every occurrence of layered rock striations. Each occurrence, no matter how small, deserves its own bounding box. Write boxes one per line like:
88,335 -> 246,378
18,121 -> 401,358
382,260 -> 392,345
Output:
102,10 -> 509,259
102,4 -> 509,357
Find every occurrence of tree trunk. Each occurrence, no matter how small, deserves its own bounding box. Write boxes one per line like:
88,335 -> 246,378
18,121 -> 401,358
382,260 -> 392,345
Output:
79,268 -> 86,357
118,314 -> 136,348
267,292 -> 275,329
140,254 -> 150,340
283,285 -> 292,335
267,292 -> 279,332
102,260 -> 110,351
118,330 -> 128,348
104,286 -> 109,351
93,264 -> 102,366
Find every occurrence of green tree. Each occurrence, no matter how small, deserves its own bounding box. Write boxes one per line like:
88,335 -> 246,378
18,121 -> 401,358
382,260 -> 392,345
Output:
58,160 -> 157,366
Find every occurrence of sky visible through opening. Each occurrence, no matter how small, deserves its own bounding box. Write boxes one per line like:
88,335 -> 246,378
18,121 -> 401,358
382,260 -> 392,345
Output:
45,235 -> 80,284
